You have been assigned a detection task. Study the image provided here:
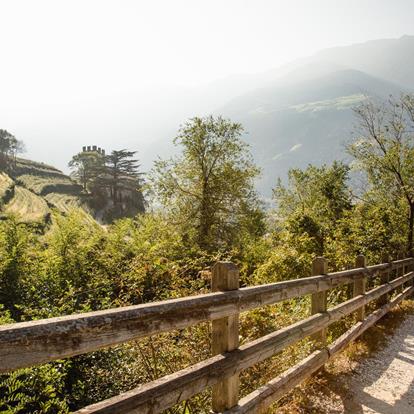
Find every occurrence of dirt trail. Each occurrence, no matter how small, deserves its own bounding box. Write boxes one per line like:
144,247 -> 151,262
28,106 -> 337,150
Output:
344,313 -> 414,413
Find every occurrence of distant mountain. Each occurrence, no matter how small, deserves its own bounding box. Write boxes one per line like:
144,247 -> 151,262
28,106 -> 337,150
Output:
218,69 -> 408,196
314,35 -> 414,89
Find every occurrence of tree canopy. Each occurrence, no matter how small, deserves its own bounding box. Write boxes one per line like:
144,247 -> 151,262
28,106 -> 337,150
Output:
0,130 -> 24,172
68,148 -> 145,222
273,162 -> 352,255
348,94 -> 414,255
68,151 -> 104,192
152,115 -> 262,251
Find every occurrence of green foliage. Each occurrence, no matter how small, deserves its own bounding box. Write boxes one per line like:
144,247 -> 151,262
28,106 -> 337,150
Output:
68,151 -> 103,192
0,130 -> 24,173
69,149 -> 145,223
348,94 -> 414,254
0,218 -> 35,319
273,162 -> 352,256
0,365 -> 69,414
1,110 -> 413,412
0,209 -> 219,412
326,195 -> 407,267
152,115 -> 262,251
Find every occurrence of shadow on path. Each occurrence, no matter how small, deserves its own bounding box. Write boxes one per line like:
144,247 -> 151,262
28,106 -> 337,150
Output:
323,310 -> 414,413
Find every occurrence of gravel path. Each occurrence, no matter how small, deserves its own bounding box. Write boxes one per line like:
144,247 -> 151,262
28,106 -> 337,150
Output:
343,313 -> 414,413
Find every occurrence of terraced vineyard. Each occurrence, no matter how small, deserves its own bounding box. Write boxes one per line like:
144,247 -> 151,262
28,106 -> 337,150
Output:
17,174 -> 81,196
44,192 -> 82,213
4,186 -> 50,223
0,173 -> 14,206
14,158 -> 62,175
14,158 -> 82,195
0,158 -> 96,226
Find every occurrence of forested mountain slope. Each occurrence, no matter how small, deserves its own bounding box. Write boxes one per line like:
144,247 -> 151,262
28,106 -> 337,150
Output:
218,69 -> 409,195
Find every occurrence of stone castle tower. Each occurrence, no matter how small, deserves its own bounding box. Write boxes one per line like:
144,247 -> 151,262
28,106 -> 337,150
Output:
82,145 -> 105,156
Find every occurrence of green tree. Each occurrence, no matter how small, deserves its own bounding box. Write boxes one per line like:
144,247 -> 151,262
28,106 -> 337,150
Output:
69,149 -> 145,220
0,129 -> 24,172
68,151 -> 104,192
0,218 -> 35,319
273,162 -> 352,255
348,94 -> 414,255
99,150 -> 143,207
152,115 -> 261,251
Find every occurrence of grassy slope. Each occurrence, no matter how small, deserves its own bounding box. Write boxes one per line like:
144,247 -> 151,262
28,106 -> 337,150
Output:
5,186 -> 50,223
14,158 -> 82,196
0,173 -> 14,207
0,158 -> 95,225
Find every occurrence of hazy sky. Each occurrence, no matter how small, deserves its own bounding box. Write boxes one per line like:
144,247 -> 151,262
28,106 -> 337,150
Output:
1,0 -> 414,169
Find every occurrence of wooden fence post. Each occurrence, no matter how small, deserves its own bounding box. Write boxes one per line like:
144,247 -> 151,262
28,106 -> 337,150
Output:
402,254 -> 407,291
211,262 -> 240,412
378,253 -> 390,307
409,256 -> 414,286
311,257 -> 328,345
354,254 -> 367,321
411,256 -> 414,287
395,253 -> 402,294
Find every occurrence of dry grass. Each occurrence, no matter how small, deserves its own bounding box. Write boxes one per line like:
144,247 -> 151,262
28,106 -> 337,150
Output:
9,158 -> 93,221
0,172 -> 14,204
15,157 -> 61,173
16,174 -> 80,196
13,158 -> 81,196
4,185 -> 50,223
45,192 -> 83,213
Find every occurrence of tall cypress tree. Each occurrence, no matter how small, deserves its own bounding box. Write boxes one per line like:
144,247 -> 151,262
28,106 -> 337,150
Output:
95,149 -> 145,215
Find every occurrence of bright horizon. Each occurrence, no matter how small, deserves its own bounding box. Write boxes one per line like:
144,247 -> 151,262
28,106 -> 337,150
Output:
1,0 -> 414,170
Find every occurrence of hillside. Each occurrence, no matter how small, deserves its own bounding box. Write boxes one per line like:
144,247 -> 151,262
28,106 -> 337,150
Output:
218,69 -> 409,196
0,158 -> 93,225
314,35 -> 414,89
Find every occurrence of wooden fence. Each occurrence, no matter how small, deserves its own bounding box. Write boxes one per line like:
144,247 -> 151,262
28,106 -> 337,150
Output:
1,255 -> 413,413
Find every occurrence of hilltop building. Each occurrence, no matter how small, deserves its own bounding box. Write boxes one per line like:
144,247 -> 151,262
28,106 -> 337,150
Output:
78,146 -> 144,220
82,145 -> 105,156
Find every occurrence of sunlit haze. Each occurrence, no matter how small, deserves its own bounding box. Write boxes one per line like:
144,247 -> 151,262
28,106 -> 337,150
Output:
1,0 -> 414,170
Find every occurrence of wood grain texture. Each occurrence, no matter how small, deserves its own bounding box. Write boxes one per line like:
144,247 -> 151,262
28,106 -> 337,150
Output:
1,263 -> 396,372
354,255 -> 367,321
212,262 -> 240,412
311,257 -> 328,344
74,271 -> 414,414
223,285 -> 414,414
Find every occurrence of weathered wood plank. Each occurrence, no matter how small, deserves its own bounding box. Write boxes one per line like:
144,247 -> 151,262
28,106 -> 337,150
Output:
1,263 -> 397,372
212,262 -> 240,412
311,257 -> 328,344
378,254 -> 390,307
224,285 -> 414,414
224,350 -> 330,414
353,255 -> 367,321
74,271 -> 414,414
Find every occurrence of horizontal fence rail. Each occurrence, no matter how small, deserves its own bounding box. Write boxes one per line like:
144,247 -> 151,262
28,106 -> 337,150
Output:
225,285 -> 414,413
75,267 -> 414,414
0,256 -> 413,414
0,261 -> 405,372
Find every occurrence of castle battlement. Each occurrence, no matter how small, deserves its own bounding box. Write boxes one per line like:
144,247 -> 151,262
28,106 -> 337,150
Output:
82,145 -> 105,156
